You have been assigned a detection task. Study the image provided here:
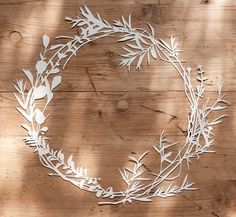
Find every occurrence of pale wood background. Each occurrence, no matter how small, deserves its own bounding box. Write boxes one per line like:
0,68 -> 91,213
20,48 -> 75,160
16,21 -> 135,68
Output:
0,0 -> 236,216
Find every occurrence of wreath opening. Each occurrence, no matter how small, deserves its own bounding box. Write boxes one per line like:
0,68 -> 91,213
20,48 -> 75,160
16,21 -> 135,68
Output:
13,6 -> 228,205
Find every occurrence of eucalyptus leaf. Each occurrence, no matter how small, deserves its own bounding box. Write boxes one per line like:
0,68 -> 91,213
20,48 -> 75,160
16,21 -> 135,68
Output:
35,109 -> 45,125
43,34 -> 50,49
36,60 -> 47,74
34,85 -> 48,100
51,75 -> 61,90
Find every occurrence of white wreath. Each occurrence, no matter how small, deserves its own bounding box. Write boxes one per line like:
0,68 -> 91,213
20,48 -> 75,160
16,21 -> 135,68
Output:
13,6 -> 228,205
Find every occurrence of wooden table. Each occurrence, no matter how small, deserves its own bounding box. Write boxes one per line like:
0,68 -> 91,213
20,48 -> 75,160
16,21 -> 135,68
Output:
0,0 -> 236,216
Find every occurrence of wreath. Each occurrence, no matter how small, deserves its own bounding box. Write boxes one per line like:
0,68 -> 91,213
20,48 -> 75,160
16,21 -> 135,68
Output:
13,6 -> 228,205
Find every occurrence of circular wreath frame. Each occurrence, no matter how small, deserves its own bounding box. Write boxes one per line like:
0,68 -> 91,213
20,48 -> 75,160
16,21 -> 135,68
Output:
13,6 -> 228,205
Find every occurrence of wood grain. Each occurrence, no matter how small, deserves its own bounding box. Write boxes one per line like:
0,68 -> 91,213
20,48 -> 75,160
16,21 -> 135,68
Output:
0,0 -> 236,217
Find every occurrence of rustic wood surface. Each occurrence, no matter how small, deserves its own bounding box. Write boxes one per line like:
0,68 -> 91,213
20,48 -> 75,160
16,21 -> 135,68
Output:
0,0 -> 236,216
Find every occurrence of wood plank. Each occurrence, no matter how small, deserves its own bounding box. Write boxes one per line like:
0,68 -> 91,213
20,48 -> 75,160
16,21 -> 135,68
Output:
0,1 -> 235,92
0,0 -> 236,216
0,91 -> 235,216
2,91 -> 230,136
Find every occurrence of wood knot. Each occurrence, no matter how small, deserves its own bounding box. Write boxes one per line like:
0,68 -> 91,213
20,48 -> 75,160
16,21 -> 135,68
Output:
117,99 -> 128,112
108,50 -> 114,57
201,0 -> 209,4
9,30 -> 22,43
98,110 -> 103,118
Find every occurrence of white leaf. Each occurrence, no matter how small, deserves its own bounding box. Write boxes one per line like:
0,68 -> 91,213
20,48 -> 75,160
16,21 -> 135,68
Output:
65,169 -> 73,175
43,34 -> 50,48
128,14 -> 131,27
127,43 -> 141,50
36,60 -> 47,74
133,197 -> 152,202
47,92 -> 54,104
57,52 -> 67,59
22,69 -> 34,85
118,169 -> 128,184
51,75 -> 61,90
138,151 -> 149,161
212,105 -> 226,111
44,77 -> 50,90
21,124 -> 31,132
186,67 -> 192,73
118,35 -> 133,42
84,5 -> 92,16
25,88 -> 33,108
181,175 -> 188,187
147,23 -> 155,37
16,107 -> 32,122
50,67 -> 60,74
41,127 -> 48,132
125,167 -> 133,174
128,156 -> 138,163
136,53 -> 145,70
49,44 -> 63,50
34,85 -> 48,100
107,187 -> 113,195
159,39 -> 171,50
147,50 -> 150,64
150,46 -> 157,59
171,36 -> 176,49
88,178 -> 93,184
57,150 -> 64,162
38,148 -> 48,156
162,152 -> 172,161
79,179 -> 86,188
153,146 -> 161,154
121,16 -> 128,27
13,92 -> 26,109
67,154 -> 75,170
139,37 -> 149,45
35,109 -> 45,125
96,190 -> 103,198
